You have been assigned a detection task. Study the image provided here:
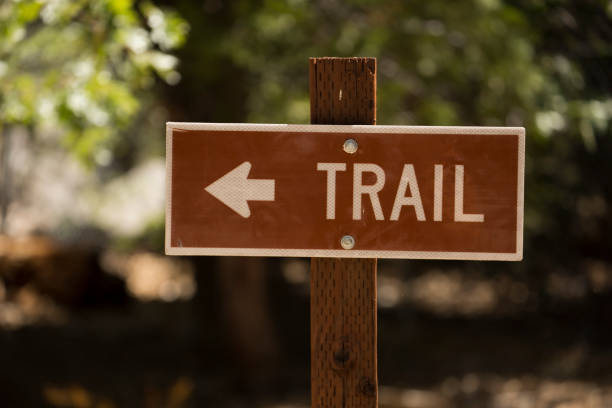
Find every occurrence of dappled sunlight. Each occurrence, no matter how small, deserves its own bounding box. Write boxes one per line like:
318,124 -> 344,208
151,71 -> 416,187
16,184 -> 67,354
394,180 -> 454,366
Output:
408,269 -> 498,315
281,259 -> 309,285
0,285 -> 66,329
379,376 -> 612,408
378,265 -> 524,316
103,251 -> 196,302
377,261 -> 612,317
43,384 -> 106,408
43,377 -> 193,408
0,0 -> 611,406
379,274 -> 404,308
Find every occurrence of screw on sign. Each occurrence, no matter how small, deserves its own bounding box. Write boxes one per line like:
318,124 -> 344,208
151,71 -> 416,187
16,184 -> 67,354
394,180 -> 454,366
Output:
165,58 -> 525,408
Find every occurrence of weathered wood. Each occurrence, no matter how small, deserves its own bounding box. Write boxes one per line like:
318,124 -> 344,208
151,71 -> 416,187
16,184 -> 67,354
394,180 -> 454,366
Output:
309,57 -> 376,125
309,57 -> 378,408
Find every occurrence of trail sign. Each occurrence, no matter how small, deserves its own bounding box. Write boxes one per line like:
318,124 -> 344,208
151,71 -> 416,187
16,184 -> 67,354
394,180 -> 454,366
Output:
165,123 -> 524,260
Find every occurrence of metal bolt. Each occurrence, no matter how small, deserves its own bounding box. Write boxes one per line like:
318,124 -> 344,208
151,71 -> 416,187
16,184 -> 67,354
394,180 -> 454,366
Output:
343,138 -> 358,154
340,235 -> 355,249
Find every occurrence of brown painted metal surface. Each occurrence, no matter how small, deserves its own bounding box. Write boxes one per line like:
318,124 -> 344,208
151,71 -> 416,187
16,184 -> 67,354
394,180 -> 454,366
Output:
165,125 -> 523,260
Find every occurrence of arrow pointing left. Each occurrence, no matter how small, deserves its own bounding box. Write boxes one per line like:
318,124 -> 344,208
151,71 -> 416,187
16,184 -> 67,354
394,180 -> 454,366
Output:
204,161 -> 275,218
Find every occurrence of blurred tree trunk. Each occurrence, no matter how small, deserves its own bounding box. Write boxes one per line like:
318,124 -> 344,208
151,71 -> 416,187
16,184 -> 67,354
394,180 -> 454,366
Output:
0,124 -> 11,233
216,256 -> 280,391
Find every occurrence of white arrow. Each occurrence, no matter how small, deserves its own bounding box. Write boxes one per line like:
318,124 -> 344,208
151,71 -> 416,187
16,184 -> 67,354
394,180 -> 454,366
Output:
204,161 -> 275,218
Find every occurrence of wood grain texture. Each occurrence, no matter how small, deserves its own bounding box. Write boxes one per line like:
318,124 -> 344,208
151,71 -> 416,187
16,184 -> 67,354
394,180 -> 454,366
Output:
310,57 -> 376,125
309,57 -> 378,408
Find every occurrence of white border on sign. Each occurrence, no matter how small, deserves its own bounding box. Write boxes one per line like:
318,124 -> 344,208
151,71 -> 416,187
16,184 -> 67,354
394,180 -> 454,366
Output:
165,123 -> 525,261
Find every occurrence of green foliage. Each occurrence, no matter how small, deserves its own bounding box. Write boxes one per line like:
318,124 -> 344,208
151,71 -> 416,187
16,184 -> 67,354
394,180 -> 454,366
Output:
215,0 -> 563,129
0,0 -> 188,165
167,0 -> 612,267
3,0 -> 611,266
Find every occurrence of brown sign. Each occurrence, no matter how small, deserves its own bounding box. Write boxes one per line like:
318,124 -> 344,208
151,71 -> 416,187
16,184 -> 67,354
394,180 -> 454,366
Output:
166,123 -> 524,260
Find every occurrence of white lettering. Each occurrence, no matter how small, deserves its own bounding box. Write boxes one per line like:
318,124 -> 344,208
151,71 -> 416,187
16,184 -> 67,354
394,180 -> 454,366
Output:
353,163 -> 385,220
390,164 -> 425,221
316,162 -> 347,220
433,164 -> 443,221
454,165 -> 484,222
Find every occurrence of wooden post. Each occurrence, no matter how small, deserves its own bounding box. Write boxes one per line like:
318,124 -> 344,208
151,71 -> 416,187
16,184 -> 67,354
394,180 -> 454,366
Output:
309,57 -> 378,408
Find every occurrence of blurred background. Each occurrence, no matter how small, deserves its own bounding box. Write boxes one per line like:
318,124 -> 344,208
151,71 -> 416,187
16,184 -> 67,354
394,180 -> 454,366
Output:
1,0 -> 612,407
